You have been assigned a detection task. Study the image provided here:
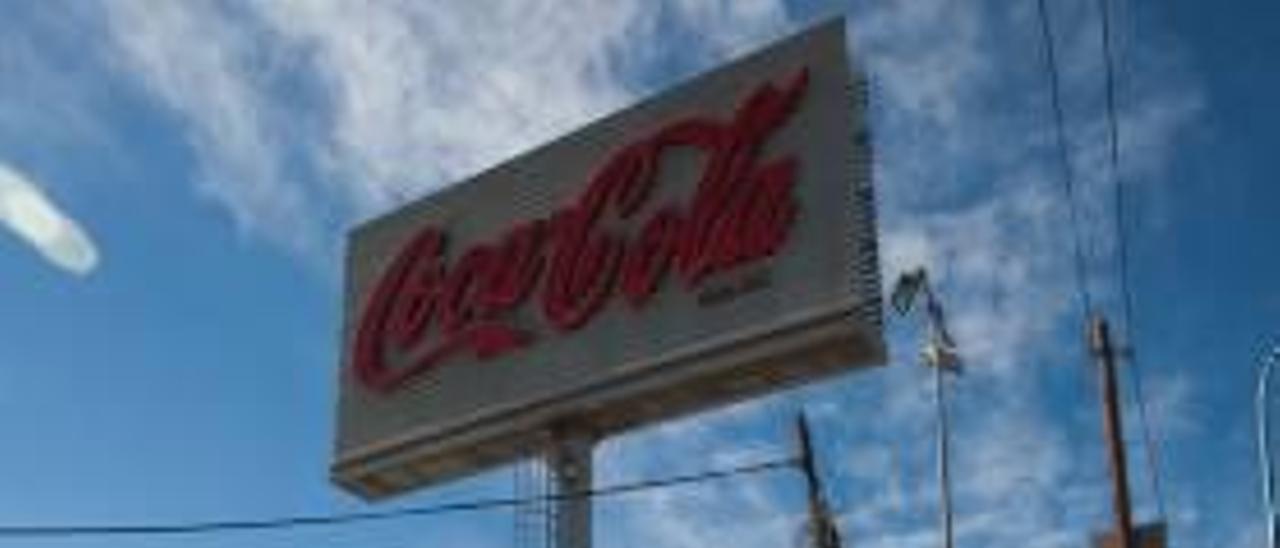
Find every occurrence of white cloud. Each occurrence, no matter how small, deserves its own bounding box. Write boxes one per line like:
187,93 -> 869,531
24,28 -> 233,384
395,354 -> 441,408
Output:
103,0 -> 320,253
1133,370 -> 1197,439
666,0 -> 791,57
247,0 -> 645,217
0,162 -> 98,275
97,0 -> 824,254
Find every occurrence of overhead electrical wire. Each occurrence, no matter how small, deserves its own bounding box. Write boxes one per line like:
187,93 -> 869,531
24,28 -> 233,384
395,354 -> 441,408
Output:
1096,0 -> 1168,523
1036,0 -> 1168,524
1034,0 -> 1098,319
0,457 -> 796,539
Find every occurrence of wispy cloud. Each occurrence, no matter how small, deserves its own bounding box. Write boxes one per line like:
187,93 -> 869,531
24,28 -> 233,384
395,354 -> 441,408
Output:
0,162 -> 98,276
96,0 -> 806,256
102,0 -> 320,254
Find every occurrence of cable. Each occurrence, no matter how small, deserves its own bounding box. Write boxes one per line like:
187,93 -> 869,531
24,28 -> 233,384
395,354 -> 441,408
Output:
0,457 -> 797,539
1096,0 -> 1168,522
1034,0 -> 1097,320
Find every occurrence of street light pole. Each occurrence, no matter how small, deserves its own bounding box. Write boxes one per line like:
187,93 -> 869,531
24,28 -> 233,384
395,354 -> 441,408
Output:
892,268 -> 961,548
922,285 -> 959,548
932,353 -> 955,548
1257,342 -> 1280,548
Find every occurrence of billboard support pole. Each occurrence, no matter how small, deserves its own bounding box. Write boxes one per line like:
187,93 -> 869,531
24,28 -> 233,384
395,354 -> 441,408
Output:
548,427 -> 595,548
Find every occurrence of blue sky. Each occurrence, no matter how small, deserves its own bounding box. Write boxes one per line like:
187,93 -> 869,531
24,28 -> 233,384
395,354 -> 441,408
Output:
0,1 -> 1276,546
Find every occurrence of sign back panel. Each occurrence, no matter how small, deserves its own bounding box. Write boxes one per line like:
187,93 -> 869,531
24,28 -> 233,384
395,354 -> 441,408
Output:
333,18 -> 883,499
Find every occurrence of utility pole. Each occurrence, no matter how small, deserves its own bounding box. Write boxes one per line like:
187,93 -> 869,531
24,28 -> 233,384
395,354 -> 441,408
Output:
1089,315 -> 1135,548
796,413 -> 844,548
891,268 -> 961,548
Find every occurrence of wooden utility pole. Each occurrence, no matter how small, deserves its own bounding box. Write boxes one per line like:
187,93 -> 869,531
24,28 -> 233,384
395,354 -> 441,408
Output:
1090,315 -> 1135,548
796,413 -> 844,548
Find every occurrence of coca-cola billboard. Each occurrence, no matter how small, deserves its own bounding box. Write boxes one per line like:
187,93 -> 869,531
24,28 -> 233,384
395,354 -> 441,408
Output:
333,18 -> 883,499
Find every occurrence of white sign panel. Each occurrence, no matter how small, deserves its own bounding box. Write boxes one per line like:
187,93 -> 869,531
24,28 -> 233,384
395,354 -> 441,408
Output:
333,18 -> 883,499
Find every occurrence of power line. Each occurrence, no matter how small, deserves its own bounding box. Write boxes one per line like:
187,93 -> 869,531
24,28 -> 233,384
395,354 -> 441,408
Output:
0,457 -> 796,539
1095,0 -> 1168,523
1034,0 -> 1097,319
1098,0 -> 1130,335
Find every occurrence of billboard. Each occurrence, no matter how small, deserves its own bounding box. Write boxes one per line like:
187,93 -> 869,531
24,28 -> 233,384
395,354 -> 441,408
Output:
332,18 -> 884,500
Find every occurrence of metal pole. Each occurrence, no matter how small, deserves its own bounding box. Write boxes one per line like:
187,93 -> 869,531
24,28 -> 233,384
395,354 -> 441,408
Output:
548,428 -> 594,548
922,285 -> 957,548
933,359 -> 954,548
892,269 -> 960,548
1090,316 -> 1135,548
1258,344 -> 1280,548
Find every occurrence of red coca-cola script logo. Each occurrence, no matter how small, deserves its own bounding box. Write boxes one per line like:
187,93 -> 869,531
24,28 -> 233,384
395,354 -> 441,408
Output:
354,68 -> 810,393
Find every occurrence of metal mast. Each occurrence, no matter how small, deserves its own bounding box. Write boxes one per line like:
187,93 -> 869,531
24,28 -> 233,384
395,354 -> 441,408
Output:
548,425 -> 596,548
